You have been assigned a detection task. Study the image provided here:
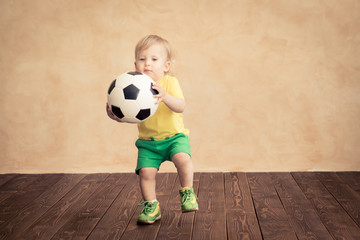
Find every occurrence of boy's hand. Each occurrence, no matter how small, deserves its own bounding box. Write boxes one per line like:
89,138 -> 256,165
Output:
106,103 -> 124,123
152,82 -> 168,104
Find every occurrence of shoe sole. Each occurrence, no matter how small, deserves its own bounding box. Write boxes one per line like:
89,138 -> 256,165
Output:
137,215 -> 161,225
182,208 -> 199,213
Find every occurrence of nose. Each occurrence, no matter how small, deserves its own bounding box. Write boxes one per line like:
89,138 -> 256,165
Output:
145,59 -> 151,66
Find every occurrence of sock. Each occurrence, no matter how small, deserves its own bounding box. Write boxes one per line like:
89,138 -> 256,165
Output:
181,187 -> 192,191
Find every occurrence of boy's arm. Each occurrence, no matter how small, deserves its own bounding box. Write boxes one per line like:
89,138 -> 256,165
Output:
152,83 -> 185,113
163,94 -> 186,113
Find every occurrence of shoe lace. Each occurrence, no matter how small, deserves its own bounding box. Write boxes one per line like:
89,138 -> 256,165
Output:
181,189 -> 198,206
138,201 -> 156,214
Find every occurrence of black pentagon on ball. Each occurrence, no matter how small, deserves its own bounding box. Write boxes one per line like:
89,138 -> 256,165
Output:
150,82 -> 159,95
127,71 -> 143,76
123,84 -> 140,100
108,79 -> 116,94
111,105 -> 124,119
136,109 -> 151,120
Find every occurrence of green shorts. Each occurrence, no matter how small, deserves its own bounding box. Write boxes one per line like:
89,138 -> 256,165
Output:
135,133 -> 191,175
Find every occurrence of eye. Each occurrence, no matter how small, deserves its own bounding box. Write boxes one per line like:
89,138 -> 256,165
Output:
139,58 -> 145,61
152,58 -> 158,61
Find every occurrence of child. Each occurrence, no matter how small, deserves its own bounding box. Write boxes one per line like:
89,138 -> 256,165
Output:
106,35 -> 198,224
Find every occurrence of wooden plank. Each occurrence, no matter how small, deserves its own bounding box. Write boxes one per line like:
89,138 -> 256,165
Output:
292,172 -> 360,240
0,174 -> 85,239
0,174 -> 63,225
87,174 -> 142,240
0,174 -> 32,191
0,174 -> 39,204
156,172 -> 200,239
335,172 -> 360,194
270,173 -> 333,239
192,172 -> 227,240
225,172 -> 255,212
51,173 -> 130,239
247,172 -> 297,240
120,173 -> 177,240
316,172 -> 360,226
0,174 -> 18,187
19,174 -> 109,240
225,172 -> 262,240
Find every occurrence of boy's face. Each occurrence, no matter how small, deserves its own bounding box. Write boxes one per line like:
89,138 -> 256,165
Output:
135,43 -> 171,82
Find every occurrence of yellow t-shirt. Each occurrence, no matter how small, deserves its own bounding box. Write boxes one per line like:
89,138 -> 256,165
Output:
137,75 -> 190,140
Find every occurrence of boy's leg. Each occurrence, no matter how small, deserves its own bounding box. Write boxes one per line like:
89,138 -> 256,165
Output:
138,167 -> 158,201
137,167 -> 161,224
172,152 -> 198,212
172,152 -> 194,188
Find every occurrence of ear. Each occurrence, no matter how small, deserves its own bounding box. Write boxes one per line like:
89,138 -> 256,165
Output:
164,61 -> 171,73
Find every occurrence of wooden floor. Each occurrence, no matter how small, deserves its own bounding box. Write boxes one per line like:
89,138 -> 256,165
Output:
0,172 -> 359,240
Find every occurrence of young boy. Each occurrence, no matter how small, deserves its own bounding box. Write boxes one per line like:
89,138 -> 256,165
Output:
106,35 -> 198,224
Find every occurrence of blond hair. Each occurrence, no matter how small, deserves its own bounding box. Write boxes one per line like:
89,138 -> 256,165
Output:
135,35 -> 173,62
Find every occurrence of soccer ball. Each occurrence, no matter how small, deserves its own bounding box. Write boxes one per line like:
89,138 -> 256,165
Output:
107,72 -> 159,123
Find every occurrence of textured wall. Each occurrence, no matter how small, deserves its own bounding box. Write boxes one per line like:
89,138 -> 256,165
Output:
1,0 -> 359,173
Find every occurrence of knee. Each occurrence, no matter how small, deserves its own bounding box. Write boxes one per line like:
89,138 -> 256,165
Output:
172,153 -> 192,167
139,167 -> 157,180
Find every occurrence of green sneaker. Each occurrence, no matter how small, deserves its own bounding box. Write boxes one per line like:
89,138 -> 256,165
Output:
179,187 -> 199,212
137,201 -> 161,224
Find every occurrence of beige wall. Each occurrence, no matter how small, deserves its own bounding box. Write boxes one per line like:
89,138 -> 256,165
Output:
1,0 -> 359,173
